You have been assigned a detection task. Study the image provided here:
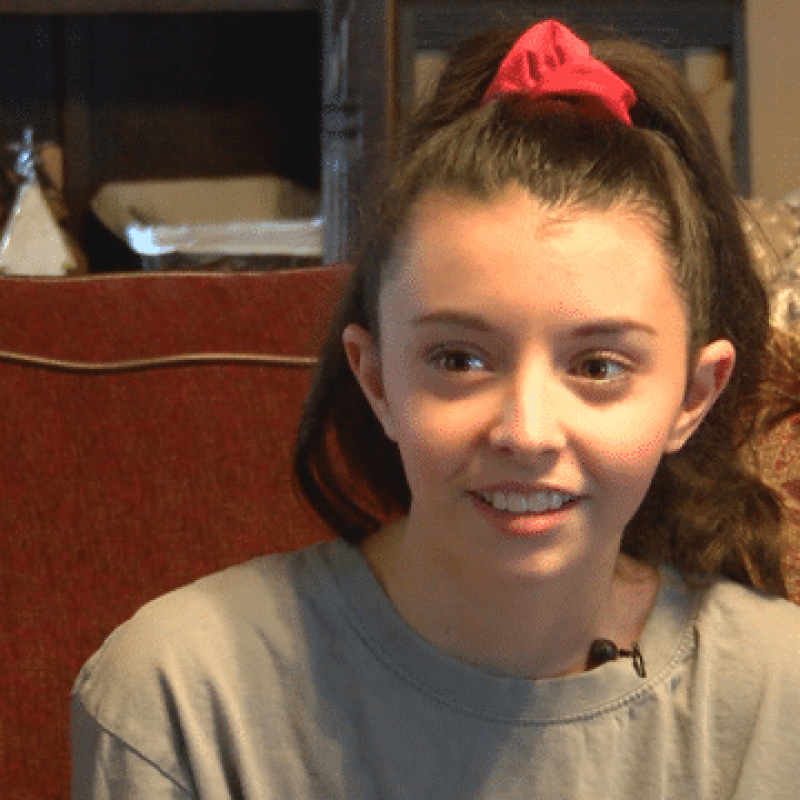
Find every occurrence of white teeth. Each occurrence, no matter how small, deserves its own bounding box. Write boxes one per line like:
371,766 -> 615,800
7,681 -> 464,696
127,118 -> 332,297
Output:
507,492 -> 527,514
528,493 -> 548,513
480,490 -> 573,514
492,491 -> 508,511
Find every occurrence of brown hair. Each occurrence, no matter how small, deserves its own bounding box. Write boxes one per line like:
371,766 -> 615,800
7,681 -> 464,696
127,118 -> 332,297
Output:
294,24 -> 787,596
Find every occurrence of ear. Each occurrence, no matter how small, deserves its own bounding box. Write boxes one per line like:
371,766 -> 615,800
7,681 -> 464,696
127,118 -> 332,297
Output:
665,339 -> 736,453
342,323 -> 397,441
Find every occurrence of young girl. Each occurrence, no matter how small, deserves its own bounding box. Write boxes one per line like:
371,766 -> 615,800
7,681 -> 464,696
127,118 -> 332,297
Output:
72,19 -> 800,798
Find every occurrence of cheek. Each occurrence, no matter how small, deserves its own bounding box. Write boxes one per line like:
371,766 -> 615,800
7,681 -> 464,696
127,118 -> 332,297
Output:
392,406 -> 474,473
383,382 -> 484,490
577,407 -> 680,496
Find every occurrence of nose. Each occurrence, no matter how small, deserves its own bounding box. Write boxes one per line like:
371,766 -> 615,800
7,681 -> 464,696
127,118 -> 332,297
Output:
488,365 -> 567,456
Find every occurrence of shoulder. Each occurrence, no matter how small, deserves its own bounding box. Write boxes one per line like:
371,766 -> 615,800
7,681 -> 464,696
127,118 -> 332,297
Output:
693,574 -> 800,684
679,577 -> 800,793
73,541 -> 340,732
71,541 -> 356,793
697,575 -> 800,643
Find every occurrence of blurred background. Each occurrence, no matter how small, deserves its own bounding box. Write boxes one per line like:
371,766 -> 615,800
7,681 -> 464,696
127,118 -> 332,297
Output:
0,0 -> 797,275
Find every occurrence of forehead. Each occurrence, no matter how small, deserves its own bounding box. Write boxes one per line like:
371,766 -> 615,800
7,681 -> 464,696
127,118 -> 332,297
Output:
383,187 -> 685,334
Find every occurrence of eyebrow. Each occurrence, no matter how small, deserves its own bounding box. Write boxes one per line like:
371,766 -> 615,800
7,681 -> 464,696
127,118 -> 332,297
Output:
410,311 -> 494,332
567,320 -> 658,338
409,311 -> 658,338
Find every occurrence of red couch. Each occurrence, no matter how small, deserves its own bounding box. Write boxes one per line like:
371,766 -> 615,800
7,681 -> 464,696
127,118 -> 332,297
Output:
0,265 -> 798,798
0,266 -> 346,798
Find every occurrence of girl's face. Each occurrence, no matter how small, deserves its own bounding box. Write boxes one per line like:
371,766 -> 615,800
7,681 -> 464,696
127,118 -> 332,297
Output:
345,187 -> 733,583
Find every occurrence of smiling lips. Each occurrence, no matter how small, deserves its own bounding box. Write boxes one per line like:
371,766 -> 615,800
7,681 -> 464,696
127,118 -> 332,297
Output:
475,489 -> 578,515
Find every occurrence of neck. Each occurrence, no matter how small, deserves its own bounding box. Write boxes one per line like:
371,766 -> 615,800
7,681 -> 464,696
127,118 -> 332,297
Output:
361,518 -> 658,679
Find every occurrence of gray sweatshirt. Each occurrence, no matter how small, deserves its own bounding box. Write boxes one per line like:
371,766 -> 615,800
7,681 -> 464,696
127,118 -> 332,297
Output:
72,538 -> 800,798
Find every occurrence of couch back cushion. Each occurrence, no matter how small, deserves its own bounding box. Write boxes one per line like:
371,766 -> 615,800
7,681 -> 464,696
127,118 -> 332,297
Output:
0,266 -> 347,798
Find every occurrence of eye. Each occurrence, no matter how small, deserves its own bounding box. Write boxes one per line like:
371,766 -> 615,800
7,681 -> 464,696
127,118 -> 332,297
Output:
570,353 -> 629,382
427,346 -> 487,373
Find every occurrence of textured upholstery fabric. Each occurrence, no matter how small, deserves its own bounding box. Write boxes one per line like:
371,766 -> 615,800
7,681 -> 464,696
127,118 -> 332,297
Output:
751,330 -> 800,602
0,267 -> 346,799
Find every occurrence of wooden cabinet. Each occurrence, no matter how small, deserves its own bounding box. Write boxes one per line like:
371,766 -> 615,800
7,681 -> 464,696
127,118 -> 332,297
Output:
0,0 -> 391,266
0,1 -> 749,269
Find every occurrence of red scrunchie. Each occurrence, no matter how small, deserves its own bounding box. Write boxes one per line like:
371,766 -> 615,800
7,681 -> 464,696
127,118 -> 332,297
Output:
482,19 -> 636,126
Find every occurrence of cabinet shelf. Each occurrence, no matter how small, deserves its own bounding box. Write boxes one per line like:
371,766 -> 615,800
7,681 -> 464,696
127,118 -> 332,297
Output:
0,0 -> 375,266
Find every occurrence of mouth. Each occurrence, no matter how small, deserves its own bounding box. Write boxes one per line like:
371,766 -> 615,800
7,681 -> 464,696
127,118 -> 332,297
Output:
473,488 -> 579,515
